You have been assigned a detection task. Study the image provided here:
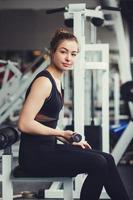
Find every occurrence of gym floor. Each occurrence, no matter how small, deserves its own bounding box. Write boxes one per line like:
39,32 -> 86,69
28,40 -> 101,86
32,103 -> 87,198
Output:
118,164 -> 133,200
0,157 -> 133,200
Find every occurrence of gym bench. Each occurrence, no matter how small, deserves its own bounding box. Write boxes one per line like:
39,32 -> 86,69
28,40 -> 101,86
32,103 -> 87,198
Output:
0,127 -> 74,200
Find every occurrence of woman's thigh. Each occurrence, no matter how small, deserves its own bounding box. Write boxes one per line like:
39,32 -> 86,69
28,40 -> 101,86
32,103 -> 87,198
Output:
23,144 -> 109,177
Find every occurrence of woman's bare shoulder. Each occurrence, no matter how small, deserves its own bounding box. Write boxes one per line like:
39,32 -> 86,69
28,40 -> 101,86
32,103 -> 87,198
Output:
27,76 -> 52,99
32,76 -> 52,89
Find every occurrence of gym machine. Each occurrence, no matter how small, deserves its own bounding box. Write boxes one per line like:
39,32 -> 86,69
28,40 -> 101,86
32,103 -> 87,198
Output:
1,1 -> 130,199
0,53 -> 49,125
0,60 -> 22,108
0,4 -> 110,199
104,0 -> 133,165
112,81 -> 133,165
46,3 -> 110,199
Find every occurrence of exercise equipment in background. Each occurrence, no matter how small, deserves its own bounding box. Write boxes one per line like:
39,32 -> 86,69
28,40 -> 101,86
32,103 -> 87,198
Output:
85,70 -> 102,150
112,80 -> 133,164
0,52 -> 50,125
0,126 -> 19,150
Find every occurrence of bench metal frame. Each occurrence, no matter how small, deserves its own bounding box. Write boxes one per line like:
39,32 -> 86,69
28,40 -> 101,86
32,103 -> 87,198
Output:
0,148 -> 73,200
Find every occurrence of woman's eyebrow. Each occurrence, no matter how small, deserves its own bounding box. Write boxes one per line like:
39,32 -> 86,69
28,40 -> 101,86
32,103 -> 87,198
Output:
59,47 -> 78,53
59,47 -> 68,51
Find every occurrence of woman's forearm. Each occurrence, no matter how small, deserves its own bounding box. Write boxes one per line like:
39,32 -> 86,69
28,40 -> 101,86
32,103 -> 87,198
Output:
18,119 -> 64,137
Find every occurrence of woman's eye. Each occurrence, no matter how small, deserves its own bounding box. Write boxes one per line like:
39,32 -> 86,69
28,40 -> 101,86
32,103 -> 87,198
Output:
60,51 -> 66,54
72,54 -> 77,57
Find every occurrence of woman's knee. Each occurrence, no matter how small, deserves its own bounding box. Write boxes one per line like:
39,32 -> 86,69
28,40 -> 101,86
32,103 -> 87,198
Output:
96,154 -> 108,170
102,152 -> 116,165
87,153 -> 108,175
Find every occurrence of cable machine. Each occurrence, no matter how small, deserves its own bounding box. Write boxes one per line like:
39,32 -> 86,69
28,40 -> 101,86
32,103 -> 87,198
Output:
45,3 -> 110,199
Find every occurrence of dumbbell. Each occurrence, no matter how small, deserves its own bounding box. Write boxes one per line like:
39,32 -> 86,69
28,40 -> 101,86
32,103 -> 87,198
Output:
70,132 -> 82,143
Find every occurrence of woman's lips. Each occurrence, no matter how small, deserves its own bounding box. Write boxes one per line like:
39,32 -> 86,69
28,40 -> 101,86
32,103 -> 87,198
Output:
63,63 -> 71,67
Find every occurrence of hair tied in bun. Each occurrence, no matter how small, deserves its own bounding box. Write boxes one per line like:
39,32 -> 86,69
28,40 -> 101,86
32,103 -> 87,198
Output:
55,27 -> 69,36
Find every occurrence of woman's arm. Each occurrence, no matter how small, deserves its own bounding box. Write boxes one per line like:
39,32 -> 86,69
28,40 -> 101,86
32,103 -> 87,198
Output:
18,77 -> 66,137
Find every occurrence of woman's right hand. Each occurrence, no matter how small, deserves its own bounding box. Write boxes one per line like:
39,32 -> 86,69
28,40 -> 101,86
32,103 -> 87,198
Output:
61,130 -> 74,141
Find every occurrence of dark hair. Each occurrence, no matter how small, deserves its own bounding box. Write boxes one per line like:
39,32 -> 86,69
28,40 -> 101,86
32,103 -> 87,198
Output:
50,27 -> 79,53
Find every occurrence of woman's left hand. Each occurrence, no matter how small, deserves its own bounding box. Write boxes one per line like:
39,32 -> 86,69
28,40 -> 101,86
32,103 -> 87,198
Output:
72,140 -> 92,149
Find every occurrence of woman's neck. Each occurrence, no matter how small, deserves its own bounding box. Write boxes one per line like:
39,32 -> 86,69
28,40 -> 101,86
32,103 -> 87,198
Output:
46,64 -> 63,81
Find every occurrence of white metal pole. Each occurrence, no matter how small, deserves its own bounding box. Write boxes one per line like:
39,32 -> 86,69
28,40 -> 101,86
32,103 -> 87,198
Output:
114,73 -> 120,125
102,45 -> 110,153
2,154 -> 13,200
73,10 -> 85,140
73,5 -> 86,197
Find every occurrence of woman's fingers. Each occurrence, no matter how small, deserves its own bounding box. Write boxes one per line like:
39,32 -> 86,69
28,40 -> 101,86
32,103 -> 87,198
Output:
72,140 -> 92,149
84,141 -> 92,149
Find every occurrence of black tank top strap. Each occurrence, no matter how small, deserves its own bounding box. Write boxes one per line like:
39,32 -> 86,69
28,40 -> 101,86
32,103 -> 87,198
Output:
25,69 -> 57,100
35,70 -> 56,87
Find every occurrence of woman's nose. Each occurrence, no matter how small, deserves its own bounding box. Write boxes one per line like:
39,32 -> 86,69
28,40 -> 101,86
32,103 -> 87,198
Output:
66,54 -> 71,61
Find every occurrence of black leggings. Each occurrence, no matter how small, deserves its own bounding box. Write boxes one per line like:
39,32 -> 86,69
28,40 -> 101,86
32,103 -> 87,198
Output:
19,143 -> 130,200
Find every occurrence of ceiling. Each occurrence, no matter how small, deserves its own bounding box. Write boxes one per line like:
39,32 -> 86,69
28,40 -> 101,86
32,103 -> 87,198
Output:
1,0 -> 130,51
0,0 -> 100,10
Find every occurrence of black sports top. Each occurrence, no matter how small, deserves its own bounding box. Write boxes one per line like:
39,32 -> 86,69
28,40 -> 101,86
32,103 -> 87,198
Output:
20,69 -> 64,145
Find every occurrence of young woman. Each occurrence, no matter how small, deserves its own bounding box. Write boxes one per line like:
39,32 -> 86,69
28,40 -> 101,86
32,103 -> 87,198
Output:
17,28 -> 129,200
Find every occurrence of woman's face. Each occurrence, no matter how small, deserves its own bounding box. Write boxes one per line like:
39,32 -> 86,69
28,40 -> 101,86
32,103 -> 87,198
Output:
51,40 -> 78,71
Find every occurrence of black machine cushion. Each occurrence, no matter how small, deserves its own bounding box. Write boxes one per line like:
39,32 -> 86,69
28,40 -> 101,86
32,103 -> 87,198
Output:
12,165 -> 35,177
121,81 -> 133,102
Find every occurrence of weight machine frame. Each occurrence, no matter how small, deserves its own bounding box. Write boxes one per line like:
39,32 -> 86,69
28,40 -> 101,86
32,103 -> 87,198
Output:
45,4 -> 110,199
